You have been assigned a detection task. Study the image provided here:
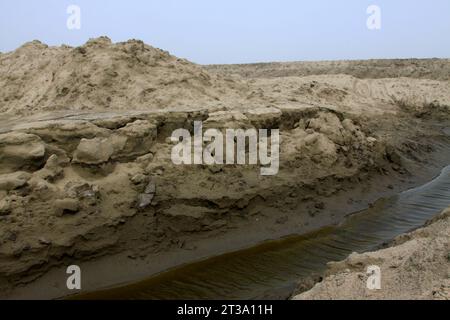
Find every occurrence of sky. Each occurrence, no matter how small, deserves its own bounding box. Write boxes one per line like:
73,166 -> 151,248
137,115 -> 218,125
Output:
1,0 -> 449,64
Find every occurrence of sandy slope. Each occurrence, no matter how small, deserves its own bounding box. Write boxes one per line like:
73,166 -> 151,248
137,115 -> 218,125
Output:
293,207 -> 450,300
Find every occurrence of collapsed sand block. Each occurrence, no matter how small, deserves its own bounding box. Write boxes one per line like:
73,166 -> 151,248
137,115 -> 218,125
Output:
73,137 -> 116,165
0,172 -> 32,191
203,111 -> 251,130
71,119 -> 157,165
34,154 -> 64,181
0,133 -> 46,174
0,198 -> 12,216
21,121 -> 111,154
53,198 -> 80,216
308,112 -> 345,144
245,107 -> 282,128
113,120 -> 158,160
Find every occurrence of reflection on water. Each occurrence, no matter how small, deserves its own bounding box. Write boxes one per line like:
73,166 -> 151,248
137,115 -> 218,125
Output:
81,166 -> 450,300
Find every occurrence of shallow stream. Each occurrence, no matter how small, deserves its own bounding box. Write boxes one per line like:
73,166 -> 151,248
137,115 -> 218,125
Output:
81,165 -> 450,299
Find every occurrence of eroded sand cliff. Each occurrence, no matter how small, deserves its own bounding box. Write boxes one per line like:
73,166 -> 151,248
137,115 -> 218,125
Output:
0,37 -> 449,298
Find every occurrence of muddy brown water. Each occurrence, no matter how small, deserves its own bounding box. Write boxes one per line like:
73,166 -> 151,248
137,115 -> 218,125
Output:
78,165 -> 450,300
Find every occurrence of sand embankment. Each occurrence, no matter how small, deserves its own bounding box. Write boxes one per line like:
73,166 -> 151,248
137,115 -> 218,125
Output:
293,207 -> 450,300
0,37 -> 449,298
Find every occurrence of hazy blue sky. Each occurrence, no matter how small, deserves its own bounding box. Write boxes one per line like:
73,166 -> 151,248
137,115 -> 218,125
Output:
1,0 -> 449,64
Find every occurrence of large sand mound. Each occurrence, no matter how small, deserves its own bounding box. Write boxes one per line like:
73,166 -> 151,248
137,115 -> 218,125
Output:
0,37 -> 250,116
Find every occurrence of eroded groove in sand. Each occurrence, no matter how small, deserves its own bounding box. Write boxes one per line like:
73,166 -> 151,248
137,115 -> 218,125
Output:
76,165 -> 450,300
